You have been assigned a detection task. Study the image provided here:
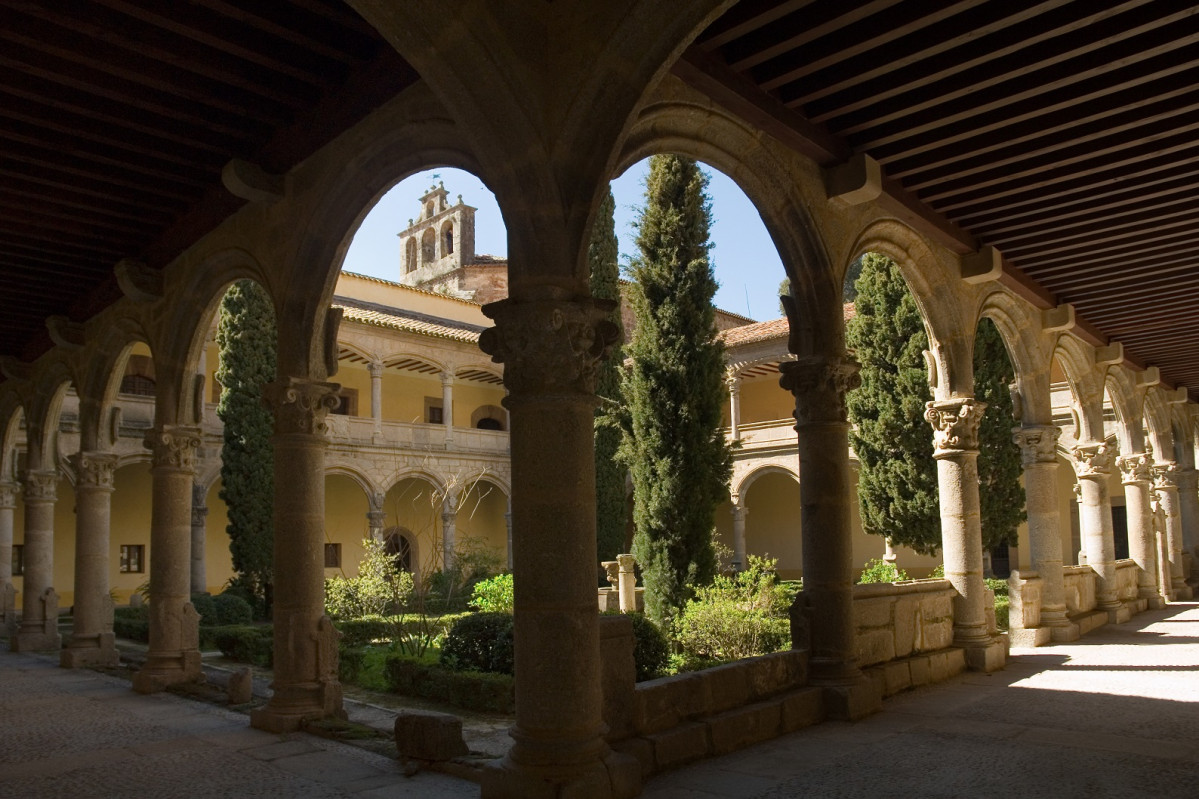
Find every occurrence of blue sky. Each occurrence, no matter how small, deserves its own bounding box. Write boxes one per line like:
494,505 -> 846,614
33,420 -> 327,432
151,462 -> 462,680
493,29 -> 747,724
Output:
341,161 -> 788,321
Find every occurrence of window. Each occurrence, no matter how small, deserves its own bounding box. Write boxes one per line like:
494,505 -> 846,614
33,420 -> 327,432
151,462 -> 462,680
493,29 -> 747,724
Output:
324,543 -> 342,568
331,388 -> 358,416
442,222 -> 454,255
421,228 -> 436,264
120,544 -> 145,573
425,398 -> 444,425
119,374 -> 156,397
476,417 -> 502,430
385,531 -> 413,573
11,544 -> 23,576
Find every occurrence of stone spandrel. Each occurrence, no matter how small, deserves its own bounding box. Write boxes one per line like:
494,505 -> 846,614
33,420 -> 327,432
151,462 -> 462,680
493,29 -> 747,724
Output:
925,398 -> 986,454
479,297 -> 619,396
778,355 -> 861,425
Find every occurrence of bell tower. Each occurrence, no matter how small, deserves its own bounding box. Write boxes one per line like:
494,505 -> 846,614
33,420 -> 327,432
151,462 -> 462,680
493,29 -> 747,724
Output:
397,182 -> 477,292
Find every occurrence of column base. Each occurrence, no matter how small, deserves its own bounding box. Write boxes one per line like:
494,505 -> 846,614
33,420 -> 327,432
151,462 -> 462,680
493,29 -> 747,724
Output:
960,637 -> 1007,672
1008,626 -> 1051,648
480,750 -> 641,799
1171,584 -> 1194,601
806,656 -> 862,687
821,677 -> 882,721
60,632 -> 118,668
1103,604 -> 1131,624
250,681 -> 346,733
1048,621 -> 1081,643
132,649 -> 202,694
11,629 -> 61,652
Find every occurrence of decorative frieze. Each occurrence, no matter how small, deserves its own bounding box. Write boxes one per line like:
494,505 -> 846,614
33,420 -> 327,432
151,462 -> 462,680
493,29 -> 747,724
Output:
778,355 -> 861,425
1012,425 -> 1060,466
21,470 -> 59,503
924,398 -> 986,454
74,451 -> 118,490
1070,442 -> 1114,478
145,427 -> 201,471
265,378 -> 341,436
1116,453 -> 1153,486
479,298 -> 619,396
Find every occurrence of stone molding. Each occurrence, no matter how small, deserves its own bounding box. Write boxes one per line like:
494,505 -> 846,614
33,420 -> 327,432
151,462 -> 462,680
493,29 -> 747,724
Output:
265,378 -> 341,437
924,398 -> 986,455
1116,453 -> 1153,486
1012,425 -> 1060,466
479,298 -> 619,396
21,470 -> 59,503
1071,442 -> 1114,478
145,426 -> 201,472
778,355 -> 861,425
74,451 -> 118,491
0,481 -> 18,509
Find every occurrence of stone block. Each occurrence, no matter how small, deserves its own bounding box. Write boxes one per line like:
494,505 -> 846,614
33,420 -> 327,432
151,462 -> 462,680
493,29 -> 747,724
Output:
1105,604 -> 1131,624
707,700 -> 782,756
394,709 -> 468,762
697,661 -> 750,714
882,660 -> 912,697
647,721 -> 709,771
228,667 -> 253,705
854,596 -> 894,628
908,655 -> 931,687
946,647 -> 967,677
612,737 -> 654,781
779,687 -> 824,732
855,629 -> 896,667
964,639 -> 1006,673
633,673 -> 702,734
1049,622 -> 1080,643
823,680 -> 881,721
1008,626 -> 1051,648
743,650 -> 806,699
892,596 -> 920,658
928,649 -> 955,682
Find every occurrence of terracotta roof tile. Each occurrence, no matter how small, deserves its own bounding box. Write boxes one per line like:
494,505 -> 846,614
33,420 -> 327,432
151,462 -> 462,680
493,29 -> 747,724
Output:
719,317 -> 789,347
333,298 -> 484,343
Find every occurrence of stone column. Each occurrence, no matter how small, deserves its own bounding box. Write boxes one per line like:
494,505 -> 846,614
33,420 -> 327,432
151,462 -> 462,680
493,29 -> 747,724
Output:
13,470 -> 61,651
780,356 -> 869,687
1117,453 -> 1162,608
617,553 -> 637,612
478,296 -> 636,797
441,494 -> 457,570
1178,467 -> 1199,585
133,426 -> 202,692
925,398 -> 1006,671
504,502 -> 513,570
251,378 -> 344,732
63,451 -> 119,668
367,491 -> 386,541
1012,425 -> 1077,638
730,502 -> 747,571
1071,442 -> 1125,622
441,371 -> 454,448
0,481 -> 16,631
1153,463 -> 1192,599
367,361 -> 384,438
190,482 -> 208,596
726,369 -> 742,442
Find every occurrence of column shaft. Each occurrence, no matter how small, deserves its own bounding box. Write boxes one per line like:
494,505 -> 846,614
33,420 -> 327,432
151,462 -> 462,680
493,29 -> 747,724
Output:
441,372 -> 454,447
726,371 -> 741,442
134,427 -> 202,691
13,470 -> 60,651
1118,454 -> 1160,605
63,452 -> 119,667
730,504 -> 747,571
1178,467 -> 1199,585
251,378 -> 344,732
1014,426 -> 1074,634
0,482 -> 16,630
1072,442 -> 1122,617
1154,464 -> 1191,598
191,482 -> 208,595
368,361 -> 384,436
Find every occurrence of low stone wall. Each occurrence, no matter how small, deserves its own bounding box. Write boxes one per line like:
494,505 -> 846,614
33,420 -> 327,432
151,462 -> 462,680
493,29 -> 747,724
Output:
853,579 -> 956,668
1115,559 -> 1139,602
1062,565 -> 1097,615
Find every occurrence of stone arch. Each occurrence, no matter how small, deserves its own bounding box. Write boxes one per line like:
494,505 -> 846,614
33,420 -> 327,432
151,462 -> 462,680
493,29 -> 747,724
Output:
383,526 -> 418,574
26,354 -> 80,466
617,84 -> 838,355
735,463 -> 799,501
1103,368 -> 1144,456
441,220 -> 454,256
85,313 -> 157,452
420,228 -> 436,265
471,404 -> 506,430
1142,387 -> 1175,463
976,289 -> 1054,425
323,464 -> 379,504
1051,335 -> 1106,443
379,351 -> 448,375
0,391 -> 25,481
1169,402 -> 1195,468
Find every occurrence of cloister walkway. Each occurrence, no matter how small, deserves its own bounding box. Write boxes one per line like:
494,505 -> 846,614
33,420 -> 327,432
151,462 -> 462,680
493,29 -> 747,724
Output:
2,603 -> 1197,798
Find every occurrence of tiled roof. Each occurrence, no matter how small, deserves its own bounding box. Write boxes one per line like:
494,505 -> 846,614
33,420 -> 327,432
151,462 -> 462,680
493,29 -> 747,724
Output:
333,298 -> 484,343
719,317 -> 789,347
339,271 -> 484,307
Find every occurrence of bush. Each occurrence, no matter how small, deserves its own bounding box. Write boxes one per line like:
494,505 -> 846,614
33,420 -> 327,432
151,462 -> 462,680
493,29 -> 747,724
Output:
674,556 -> 791,662
469,573 -> 514,614
212,592 -> 254,626
385,653 -> 515,713
858,558 -> 909,584
212,625 -> 274,667
440,612 -> 514,675
626,612 -> 670,682
338,644 -> 367,684
191,593 -> 217,624
325,537 -> 414,619
113,606 -> 150,642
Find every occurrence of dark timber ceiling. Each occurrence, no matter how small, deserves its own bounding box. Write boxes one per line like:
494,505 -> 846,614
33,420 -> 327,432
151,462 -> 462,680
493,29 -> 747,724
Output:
2,1 -> 1198,401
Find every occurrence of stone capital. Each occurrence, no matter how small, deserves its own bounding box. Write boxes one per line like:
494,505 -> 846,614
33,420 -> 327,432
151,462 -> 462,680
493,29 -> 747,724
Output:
73,451 -> 118,491
724,368 -> 741,393
264,378 -> 341,437
144,426 -> 201,472
1071,441 -> 1114,478
1012,425 -> 1060,466
1153,461 -> 1181,492
191,504 -> 209,527
366,510 -> 386,529
366,361 -> 384,379
0,481 -> 18,509
478,298 -> 619,397
778,355 -> 861,425
21,470 -> 59,503
925,397 -> 986,455
1116,453 -> 1153,486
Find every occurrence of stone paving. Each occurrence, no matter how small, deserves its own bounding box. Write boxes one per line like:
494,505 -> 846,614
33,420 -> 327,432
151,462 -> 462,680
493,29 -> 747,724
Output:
2,602 -> 1198,798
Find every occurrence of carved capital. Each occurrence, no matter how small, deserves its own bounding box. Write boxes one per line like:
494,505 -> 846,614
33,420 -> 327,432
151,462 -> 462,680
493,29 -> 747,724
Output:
0,481 -> 18,508
925,398 -> 986,455
1071,442 -> 1114,478
144,426 -> 201,472
22,470 -> 59,503
724,368 -> 741,394
264,378 -> 341,436
1012,425 -> 1060,466
1153,461 -> 1181,492
366,361 -> 384,379
479,298 -> 619,396
73,451 -> 118,490
191,504 -> 209,527
366,510 -> 386,529
1116,453 -> 1153,486
778,356 -> 861,425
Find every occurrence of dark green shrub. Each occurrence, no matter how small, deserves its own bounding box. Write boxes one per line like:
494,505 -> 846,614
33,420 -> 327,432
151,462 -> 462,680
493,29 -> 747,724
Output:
338,644 -> 367,683
385,653 -> 515,713
440,612 -> 514,675
190,593 -> 217,624
627,612 -> 670,682
858,558 -> 910,584
212,592 -> 253,626
212,625 -> 274,667
113,607 -> 150,643
335,616 -> 394,648
675,556 -> 791,661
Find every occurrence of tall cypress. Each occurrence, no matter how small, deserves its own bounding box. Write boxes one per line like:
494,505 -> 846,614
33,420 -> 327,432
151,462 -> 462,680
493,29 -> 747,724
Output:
973,317 -> 1026,549
619,155 -> 732,625
846,253 -> 942,555
215,280 -> 277,611
589,188 -> 627,563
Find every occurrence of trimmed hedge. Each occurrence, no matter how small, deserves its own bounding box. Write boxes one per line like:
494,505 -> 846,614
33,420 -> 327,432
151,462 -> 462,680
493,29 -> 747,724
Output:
333,612 -> 473,648
385,653 -> 515,713
627,612 -> 670,682
212,625 -> 274,667
440,612 -> 514,675
191,593 -> 255,627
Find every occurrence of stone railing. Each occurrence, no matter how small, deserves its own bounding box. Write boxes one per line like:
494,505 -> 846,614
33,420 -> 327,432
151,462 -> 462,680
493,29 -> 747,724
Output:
1062,564 -> 1097,615
730,418 -> 796,449
1115,559 -> 1139,602
853,579 -> 956,668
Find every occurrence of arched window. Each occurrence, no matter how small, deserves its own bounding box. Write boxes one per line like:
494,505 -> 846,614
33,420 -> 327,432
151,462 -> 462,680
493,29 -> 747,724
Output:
425,201 -> 434,219
385,529 -> 414,573
421,228 -> 436,265
405,237 -> 417,273
442,221 -> 454,255
119,374 -> 156,397
476,417 -> 502,430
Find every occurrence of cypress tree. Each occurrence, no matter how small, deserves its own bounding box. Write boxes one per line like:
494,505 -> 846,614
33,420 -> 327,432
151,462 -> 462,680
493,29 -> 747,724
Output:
846,253 -> 942,555
973,317 -> 1026,549
589,188 -> 627,563
619,155 -> 732,625
215,280 -> 277,612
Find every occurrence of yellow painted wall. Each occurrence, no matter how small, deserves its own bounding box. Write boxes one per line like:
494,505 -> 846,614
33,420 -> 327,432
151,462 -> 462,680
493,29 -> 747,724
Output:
380,371 -> 442,424
452,383 -> 507,428
335,362 -> 372,416
743,471 -> 803,579
738,377 -> 793,425
109,462 -> 153,603
324,475 -> 371,578
202,480 -> 235,595
455,479 -> 509,567
383,477 -> 443,580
